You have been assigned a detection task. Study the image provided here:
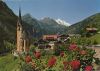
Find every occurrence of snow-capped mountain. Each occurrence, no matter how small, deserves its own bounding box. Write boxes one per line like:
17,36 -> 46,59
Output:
55,19 -> 70,26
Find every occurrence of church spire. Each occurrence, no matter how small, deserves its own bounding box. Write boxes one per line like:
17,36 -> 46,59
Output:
18,7 -> 22,24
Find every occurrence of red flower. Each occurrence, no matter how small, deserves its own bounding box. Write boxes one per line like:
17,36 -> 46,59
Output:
70,60 -> 80,70
60,51 -> 64,57
47,56 -> 56,67
69,43 -> 77,50
80,50 -> 87,55
85,66 -> 92,71
25,55 -> 32,63
34,51 -> 41,59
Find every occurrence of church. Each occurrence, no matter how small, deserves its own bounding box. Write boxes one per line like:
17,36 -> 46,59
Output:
16,8 -> 30,53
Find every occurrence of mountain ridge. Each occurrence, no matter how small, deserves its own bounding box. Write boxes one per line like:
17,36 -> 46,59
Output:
22,14 -> 68,35
66,13 -> 100,34
55,19 -> 70,26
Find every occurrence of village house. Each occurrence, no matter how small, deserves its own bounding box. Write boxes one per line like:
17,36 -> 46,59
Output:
35,34 -> 71,50
43,35 -> 58,41
58,34 -> 71,42
86,27 -> 98,33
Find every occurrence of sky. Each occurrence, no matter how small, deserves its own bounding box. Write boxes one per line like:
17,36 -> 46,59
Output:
4,0 -> 100,24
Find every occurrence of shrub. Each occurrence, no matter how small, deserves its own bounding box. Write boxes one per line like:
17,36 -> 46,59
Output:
93,40 -> 98,45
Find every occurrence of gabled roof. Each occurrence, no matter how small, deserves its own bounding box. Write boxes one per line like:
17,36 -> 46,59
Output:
86,28 -> 98,31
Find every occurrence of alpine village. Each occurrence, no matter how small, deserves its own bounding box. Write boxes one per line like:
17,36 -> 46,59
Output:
0,1 -> 100,71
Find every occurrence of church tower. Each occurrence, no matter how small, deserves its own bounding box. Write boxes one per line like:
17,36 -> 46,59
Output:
17,8 -> 28,53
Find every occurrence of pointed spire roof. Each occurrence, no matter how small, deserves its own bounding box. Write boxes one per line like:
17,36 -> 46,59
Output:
18,7 -> 22,24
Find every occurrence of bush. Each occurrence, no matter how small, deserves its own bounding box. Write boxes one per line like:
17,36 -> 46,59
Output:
21,63 -> 37,71
93,40 -> 98,45
19,42 -> 99,71
4,40 -> 15,52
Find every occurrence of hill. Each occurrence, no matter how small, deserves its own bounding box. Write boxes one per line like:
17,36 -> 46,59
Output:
90,34 -> 100,44
0,1 -> 33,54
0,54 -> 20,71
0,1 -> 17,53
22,14 -> 43,37
67,13 -> 100,34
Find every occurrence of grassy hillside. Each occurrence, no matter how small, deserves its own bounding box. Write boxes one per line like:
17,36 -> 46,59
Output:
71,33 -> 100,44
0,54 -> 20,71
90,34 -> 100,44
67,13 -> 100,34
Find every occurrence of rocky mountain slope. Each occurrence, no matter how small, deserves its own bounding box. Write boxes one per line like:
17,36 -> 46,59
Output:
55,19 -> 70,26
22,14 -> 68,35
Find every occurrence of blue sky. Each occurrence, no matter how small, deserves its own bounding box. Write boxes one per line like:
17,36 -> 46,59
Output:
4,0 -> 100,24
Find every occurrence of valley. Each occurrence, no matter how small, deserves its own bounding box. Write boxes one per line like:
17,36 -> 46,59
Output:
0,1 -> 100,71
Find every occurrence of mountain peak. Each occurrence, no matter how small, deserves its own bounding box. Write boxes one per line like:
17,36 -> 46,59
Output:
55,19 -> 70,26
22,13 -> 37,22
0,1 -> 15,17
40,17 -> 53,21
23,13 -> 32,18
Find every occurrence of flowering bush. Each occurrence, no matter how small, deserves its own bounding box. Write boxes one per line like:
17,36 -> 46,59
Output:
69,43 -> 77,51
19,42 -> 100,71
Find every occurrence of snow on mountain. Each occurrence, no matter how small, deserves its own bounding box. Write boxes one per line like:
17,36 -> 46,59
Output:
55,19 -> 70,26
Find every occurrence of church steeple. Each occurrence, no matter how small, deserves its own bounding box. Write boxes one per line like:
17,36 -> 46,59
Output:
17,7 -> 23,52
18,7 -> 22,24
17,7 -> 23,31
16,7 -> 30,53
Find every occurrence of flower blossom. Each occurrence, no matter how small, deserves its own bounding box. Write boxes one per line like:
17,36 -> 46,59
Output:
70,60 -> 80,70
47,56 -> 56,67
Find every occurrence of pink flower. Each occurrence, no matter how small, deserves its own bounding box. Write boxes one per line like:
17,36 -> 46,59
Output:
85,66 -> 93,71
69,43 -> 77,50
